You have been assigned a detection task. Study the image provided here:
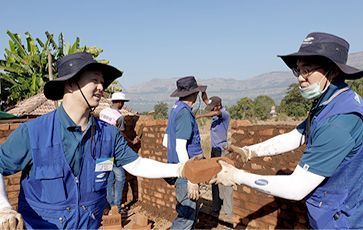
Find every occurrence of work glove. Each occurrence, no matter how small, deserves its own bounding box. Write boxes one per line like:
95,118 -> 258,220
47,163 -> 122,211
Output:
225,145 -> 257,164
209,160 -> 241,190
0,207 -> 23,230
187,181 -> 199,200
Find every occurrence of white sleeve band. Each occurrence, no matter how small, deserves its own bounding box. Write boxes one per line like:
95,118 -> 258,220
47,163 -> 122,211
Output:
162,133 -> 168,148
123,157 -> 181,178
162,135 -> 188,163
235,165 -> 325,200
247,128 -> 305,157
176,139 -> 189,163
0,174 -> 12,209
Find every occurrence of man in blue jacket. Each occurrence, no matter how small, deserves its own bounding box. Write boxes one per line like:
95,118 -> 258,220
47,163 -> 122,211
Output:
212,32 -> 363,229
163,76 -> 208,229
0,52 -> 186,229
196,96 -> 232,218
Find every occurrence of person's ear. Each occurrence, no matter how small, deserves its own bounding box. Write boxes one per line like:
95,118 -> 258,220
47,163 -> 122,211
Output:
64,79 -> 79,93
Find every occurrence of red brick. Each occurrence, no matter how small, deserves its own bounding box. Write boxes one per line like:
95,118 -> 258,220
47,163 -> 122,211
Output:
259,128 -> 274,136
7,191 -> 19,200
6,184 -> 20,192
233,207 -> 250,217
8,175 -> 21,185
0,137 -> 6,144
156,199 -> 165,206
260,213 -> 278,225
0,124 -> 10,131
153,192 -> 163,199
9,124 -> 20,130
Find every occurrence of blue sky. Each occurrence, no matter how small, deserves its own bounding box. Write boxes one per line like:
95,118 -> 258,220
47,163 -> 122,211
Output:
1,0 -> 363,88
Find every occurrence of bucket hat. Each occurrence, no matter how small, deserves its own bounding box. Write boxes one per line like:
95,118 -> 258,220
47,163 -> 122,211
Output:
44,52 -> 123,100
205,96 -> 222,111
170,76 -> 207,97
111,92 -> 129,102
278,32 -> 363,79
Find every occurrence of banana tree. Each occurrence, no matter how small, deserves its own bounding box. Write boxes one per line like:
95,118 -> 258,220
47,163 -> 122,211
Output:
0,31 -> 108,110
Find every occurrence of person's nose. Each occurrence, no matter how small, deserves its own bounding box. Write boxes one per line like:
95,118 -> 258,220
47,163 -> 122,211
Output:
297,74 -> 306,83
97,83 -> 104,93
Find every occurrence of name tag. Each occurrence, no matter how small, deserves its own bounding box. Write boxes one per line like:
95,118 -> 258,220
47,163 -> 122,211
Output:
95,157 -> 114,172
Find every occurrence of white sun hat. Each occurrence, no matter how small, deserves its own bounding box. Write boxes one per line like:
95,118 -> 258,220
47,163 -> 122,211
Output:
111,92 -> 130,101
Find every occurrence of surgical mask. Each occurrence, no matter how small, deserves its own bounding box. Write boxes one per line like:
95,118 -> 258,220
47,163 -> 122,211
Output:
299,74 -> 327,100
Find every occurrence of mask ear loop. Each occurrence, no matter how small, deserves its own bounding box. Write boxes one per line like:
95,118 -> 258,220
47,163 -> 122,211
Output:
304,68 -> 333,144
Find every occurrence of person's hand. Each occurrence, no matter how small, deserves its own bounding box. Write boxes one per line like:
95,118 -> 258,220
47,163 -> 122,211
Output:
226,145 -> 256,163
187,181 -> 199,200
209,160 -> 240,190
0,207 -> 24,230
132,136 -> 141,145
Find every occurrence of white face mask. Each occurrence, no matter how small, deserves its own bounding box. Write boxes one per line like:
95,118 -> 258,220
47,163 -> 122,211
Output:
299,72 -> 328,100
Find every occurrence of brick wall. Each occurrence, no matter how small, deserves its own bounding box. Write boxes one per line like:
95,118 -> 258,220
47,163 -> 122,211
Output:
0,119 -> 28,209
1,117 -> 309,228
136,119 -> 309,228
229,120 -> 308,229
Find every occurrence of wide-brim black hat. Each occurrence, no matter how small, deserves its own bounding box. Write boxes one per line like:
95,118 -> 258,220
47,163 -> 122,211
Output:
170,76 -> 207,97
44,52 -> 123,100
278,32 -> 363,80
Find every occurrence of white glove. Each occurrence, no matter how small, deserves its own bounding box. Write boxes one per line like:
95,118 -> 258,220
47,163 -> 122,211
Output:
187,181 -> 199,200
210,160 -> 240,190
0,207 -> 23,230
226,145 -> 256,163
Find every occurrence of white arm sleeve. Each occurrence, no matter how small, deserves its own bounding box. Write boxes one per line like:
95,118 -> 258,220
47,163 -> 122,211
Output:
235,165 -> 325,200
162,133 -> 168,148
162,135 -> 188,163
123,157 -> 181,178
0,174 -> 12,209
247,128 -> 305,157
176,139 -> 189,163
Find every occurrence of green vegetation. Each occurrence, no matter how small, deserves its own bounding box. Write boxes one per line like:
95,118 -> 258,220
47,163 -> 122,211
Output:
228,96 -> 276,120
0,31 -> 107,110
347,78 -> 363,97
254,95 -> 275,120
278,84 -> 312,118
153,102 -> 168,119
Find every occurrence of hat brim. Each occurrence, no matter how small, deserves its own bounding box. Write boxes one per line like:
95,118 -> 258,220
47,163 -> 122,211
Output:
44,62 -> 123,100
205,103 -> 214,111
170,85 -> 207,97
278,52 -> 363,80
111,99 -> 130,102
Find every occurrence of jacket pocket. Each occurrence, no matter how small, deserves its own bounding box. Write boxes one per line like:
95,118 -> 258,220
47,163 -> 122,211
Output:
34,165 -> 67,203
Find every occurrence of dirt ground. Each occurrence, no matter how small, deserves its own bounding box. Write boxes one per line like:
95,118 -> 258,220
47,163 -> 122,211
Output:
120,184 -> 234,229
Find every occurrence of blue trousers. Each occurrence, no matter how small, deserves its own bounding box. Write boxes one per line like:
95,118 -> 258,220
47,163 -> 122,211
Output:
106,165 -> 125,208
211,147 -> 233,216
171,178 -> 199,230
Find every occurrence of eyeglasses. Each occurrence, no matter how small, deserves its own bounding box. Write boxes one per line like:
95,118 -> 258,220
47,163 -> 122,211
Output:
292,66 -> 322,79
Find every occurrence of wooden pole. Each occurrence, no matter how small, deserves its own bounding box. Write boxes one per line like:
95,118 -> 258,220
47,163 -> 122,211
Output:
48,52 -> 58,108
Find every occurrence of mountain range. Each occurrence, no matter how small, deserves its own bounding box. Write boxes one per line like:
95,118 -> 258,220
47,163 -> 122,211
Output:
125,51 -> 363,112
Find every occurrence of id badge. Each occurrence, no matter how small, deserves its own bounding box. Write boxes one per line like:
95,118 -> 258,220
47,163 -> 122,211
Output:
95,157 -> 114,172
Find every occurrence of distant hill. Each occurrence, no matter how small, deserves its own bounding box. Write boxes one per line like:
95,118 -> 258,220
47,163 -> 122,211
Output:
126,51 -> 363,112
